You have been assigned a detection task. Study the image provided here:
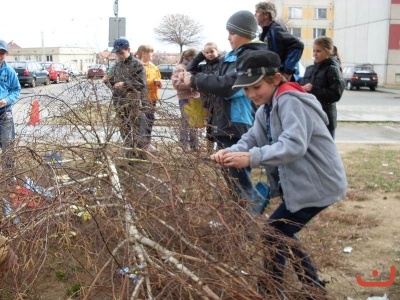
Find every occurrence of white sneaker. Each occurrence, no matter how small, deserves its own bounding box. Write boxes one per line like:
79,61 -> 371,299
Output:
146,144 -> 158,153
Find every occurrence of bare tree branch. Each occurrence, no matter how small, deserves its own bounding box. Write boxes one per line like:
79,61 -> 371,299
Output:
154,14 -> 203,52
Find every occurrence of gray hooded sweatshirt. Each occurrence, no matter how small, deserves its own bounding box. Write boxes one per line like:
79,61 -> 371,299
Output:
229,83 -> 347,212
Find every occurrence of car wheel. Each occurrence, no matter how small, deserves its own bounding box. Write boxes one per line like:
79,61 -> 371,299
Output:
31,78 -> 36,88
55,75 -> 60,84
356,87 -> 360,90
44,76 -> 50,85
370,86 -> 376,91
346,81 -> 353,90
66,76 -> 70,83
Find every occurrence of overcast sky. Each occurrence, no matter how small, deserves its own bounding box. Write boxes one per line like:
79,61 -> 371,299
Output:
1,0 -> 258,53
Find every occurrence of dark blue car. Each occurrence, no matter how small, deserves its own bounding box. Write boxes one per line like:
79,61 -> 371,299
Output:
8,60 -> 50,87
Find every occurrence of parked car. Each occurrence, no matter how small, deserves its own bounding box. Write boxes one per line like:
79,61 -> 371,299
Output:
157,64 -> 176,79
41,62 -> 70,84
67,68 -> 83,77
87,64 -> 107,79
342,65 -> 378,91
8,60 -> 50,87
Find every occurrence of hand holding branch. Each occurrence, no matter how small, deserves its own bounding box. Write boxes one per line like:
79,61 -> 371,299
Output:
210,150 -> 250,169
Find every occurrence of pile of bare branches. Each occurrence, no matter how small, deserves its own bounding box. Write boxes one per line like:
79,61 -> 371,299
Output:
0,79 -> 334,299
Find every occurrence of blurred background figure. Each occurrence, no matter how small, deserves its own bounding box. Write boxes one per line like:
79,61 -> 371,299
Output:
136,45 -> 162,153
0,39 -> 21,188
104,38 -> 149,160
187,42 -> 221,154
171,49 -> 200,151
255,2 -> 304,82
299,37 -> 345,139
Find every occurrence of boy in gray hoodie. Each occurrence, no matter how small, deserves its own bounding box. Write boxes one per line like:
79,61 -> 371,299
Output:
211,50 -> 347,297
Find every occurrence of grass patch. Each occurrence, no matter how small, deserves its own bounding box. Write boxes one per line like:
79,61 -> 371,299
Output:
342,145 -> 400,193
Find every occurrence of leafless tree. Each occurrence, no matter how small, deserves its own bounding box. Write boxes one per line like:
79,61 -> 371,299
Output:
154,14 -> 203,53
0,78 -> 336,300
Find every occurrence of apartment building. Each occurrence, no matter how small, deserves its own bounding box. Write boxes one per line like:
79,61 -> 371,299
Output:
334,0 -> 400,86
275,0 -> 400,86
279,0 -> 334,68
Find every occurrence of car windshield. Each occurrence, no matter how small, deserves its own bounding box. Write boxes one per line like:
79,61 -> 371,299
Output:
8,62 -> 26,68
90,65 -> 105,69
41,63 -> 52,68
354,67 -> 374,73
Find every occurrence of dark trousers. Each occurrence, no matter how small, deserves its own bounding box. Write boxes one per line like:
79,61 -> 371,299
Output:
115,104 -> 148,157
145,102 -> 156,137
178,99 -> 198,150
216,136 -> 268,214
264,201 -> 327,285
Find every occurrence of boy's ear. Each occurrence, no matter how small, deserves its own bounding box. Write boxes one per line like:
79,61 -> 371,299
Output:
274,72 -> 282,84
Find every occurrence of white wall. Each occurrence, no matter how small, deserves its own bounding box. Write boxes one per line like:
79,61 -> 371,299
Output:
334,0 -> 396,85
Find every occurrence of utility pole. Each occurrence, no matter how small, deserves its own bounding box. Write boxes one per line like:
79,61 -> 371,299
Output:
113,0 -> 119,38
41,31 -> 45,61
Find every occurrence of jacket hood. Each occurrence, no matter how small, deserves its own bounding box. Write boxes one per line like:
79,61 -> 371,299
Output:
239,41 -> 268,52
274,82 -> 329,125
316,55 -> 340,69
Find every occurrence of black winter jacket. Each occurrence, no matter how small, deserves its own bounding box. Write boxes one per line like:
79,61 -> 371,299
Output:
189,42 -> 267,139
299,56 -> 345,131
107,54 -> 148,109
260,21 -> 304,74
187,52 -> 221,120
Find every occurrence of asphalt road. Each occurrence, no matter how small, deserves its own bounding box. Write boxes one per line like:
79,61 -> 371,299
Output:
13,80 -> 400,144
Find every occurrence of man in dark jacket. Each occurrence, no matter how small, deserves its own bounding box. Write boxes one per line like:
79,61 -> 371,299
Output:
184,10 -> 269,215
255,2 -> 304,81
255,2 -> 304,198
104,38 -> 149,159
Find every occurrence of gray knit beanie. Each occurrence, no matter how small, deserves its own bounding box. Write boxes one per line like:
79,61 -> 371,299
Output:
226,10 -> 258,40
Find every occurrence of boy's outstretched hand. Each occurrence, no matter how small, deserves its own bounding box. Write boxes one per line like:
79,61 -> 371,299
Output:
210,150 -> 250,169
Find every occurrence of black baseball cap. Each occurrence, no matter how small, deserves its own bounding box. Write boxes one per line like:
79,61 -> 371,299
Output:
111,38 -> 130,53
233,50 -> 281,89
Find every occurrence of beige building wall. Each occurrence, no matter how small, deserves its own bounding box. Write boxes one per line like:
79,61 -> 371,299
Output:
7,47 -> 97,73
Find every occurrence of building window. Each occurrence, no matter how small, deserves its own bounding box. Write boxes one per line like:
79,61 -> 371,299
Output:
46,55 -> 53,61
25,56 -> 31,60
35,55 -> 41,62
313,28 -> 326,38
289,7 -> 302,19
314,8 -> 327,19
288,27 -> 302,38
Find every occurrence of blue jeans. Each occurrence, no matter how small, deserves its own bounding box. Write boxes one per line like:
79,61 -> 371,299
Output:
216,136 -> 269,215
264,201 -> 327,285
0,111 -> 15,171
178,99 -> 198,150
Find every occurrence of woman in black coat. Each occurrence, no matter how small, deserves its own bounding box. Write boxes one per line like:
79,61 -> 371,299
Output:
299,37 -> 345,139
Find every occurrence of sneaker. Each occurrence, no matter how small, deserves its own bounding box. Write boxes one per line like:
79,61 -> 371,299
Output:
146,144 -> 159,153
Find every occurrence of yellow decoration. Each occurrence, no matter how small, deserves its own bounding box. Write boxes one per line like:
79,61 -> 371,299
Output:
183,98 -> 208,128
